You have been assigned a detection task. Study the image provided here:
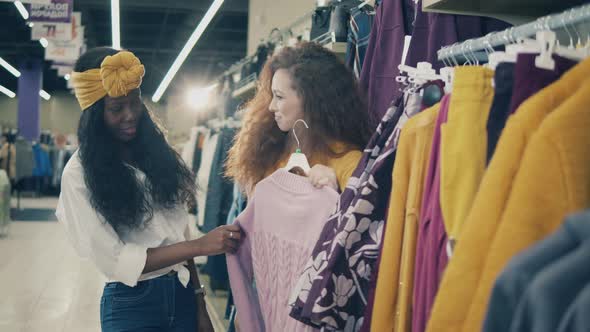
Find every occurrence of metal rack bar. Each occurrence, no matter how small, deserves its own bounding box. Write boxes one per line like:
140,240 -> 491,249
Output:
438,3 -> 590,62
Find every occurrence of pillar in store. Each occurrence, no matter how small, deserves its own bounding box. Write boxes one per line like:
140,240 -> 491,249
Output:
17,59 -> 43,141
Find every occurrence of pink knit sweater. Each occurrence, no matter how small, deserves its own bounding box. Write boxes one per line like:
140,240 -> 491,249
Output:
226,169 -> 339,332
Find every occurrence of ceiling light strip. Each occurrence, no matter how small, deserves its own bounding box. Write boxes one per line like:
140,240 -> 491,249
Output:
40,90 -> 51,101
0,85 -> 16,98
0,57 -> 21,77
111,0 -> 121,49
151,0 -> 225,103
14,1 -> 29,20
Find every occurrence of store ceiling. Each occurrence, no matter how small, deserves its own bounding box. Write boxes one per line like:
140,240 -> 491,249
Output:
0,0 -> 249,101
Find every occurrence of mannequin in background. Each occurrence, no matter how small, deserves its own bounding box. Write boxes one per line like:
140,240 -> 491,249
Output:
226,42 -> 372,194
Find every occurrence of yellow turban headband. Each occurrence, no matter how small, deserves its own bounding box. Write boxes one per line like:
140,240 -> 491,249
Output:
71,51 -> 145,110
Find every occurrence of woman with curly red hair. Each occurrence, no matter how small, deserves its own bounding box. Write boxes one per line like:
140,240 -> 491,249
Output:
226,42 -> 372,193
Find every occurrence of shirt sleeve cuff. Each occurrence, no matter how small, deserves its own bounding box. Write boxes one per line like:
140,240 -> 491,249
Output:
113,243 -> 147,287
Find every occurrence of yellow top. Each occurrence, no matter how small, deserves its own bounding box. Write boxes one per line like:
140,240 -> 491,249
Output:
371,103 -> 439,332
326,149 -> 363,191
426,57 -> 590,332
462,78 -> 590,332
278,143 -> 362,192
71,51 -> 145,110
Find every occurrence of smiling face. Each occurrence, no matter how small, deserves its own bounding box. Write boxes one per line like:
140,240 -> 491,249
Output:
103,89 -> 143,142
268,69 -> 305,132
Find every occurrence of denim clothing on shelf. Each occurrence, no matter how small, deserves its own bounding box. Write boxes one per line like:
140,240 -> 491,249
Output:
345,6 -> 375,78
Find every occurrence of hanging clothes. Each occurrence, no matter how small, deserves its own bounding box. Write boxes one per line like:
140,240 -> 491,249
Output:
462,77 -> 590,332
508,54 -> 576,115
191,132 -> 205,175
345,6 -> 375,79
509,242 -> 590,332
483,210 -> 590,332
202,127 -> 236,291
440,66 -> 494,244
202,127 -> 236,233
181,127 -> 200,171
486,62 -> 515,163
360,92 -> 432,332
196,130 -> 219,228
404,1 -> 510,71
225,183 -> 247,332
289,96 -> 402,331
360,0 -> 509,125
32,144 -> 52,177
359,0 -> 409,124
289,90 -> 421,331
558,280 -> 590,332
15,138 -> 35,183
426,57 -> 590,332
0,143 -> 16,180
226,169 -> 339,332
0,170 -> 10,235
371,102 -> 440,332
412,94 -> 451,332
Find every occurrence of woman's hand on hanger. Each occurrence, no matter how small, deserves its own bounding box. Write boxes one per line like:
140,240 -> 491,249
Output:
309,164 -> 338,191
196,224 -> 242,256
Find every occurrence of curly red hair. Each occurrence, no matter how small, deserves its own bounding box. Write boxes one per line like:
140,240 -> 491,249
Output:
226,42 -> 372,192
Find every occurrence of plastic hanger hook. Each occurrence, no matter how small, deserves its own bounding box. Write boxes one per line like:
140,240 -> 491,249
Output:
292,119 -> 309,153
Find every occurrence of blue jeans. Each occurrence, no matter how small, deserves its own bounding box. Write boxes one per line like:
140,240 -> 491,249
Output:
100,273 -> 197,332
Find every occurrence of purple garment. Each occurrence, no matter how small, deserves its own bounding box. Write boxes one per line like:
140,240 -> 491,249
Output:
358,92 -> 424,332
359,0 -> 409,126
405,1 -> 511,71
289,97 -> 408,331
360,0 -> 509,128
508,53 -> 577,115
412,94 -> 451,332
486,62 -> 515,164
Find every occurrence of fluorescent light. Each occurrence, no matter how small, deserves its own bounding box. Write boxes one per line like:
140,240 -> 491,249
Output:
151,0 -> 225,103
0,57 -> 21,77
40,90 -> 51,100
14,1 -> 29,20
39,38 -> 48,48
0,85 -> 16,98
185,84 -> 217,110
111,0 -> 121,49
64,74 -> 71,81
28,22 -> 34,28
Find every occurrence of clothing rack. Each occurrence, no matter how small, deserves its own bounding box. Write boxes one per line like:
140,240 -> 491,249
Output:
217,0 -> 364,80
437,3 -> 590,62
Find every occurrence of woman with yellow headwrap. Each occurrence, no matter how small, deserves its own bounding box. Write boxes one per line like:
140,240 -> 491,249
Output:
56,47 -> 241,332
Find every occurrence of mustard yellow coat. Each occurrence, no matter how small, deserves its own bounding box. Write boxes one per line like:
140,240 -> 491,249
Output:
426,58 -> 590,332
463,77 -> 590,332
371,104 -> 439,332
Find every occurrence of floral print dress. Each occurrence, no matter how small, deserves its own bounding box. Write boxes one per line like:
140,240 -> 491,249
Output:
289,92 -> 421,331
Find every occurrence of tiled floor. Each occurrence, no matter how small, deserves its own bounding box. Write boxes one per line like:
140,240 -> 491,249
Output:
0,197 -> 229,332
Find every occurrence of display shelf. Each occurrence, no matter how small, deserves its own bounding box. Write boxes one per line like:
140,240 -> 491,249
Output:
423,0 -> 588,24
324,42 -> 348,59
232,80 -> 257,99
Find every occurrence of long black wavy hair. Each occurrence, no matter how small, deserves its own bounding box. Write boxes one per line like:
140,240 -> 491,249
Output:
75,47 -> 195,236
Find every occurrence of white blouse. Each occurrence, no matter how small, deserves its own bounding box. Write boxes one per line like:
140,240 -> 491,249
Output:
56,150 -> 194,287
